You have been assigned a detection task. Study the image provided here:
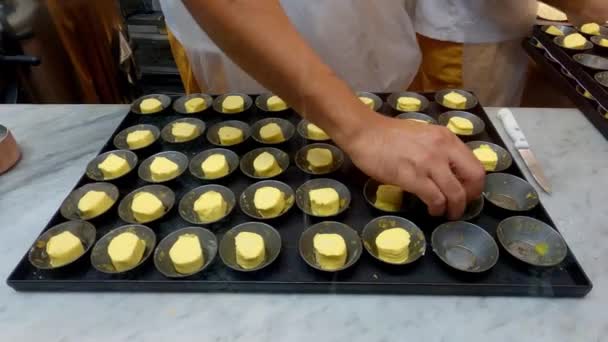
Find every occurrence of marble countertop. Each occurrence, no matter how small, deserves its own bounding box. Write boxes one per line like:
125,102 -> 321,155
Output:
0,105 -> 607,342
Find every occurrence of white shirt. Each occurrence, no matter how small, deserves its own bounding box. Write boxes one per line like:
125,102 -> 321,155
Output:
414,0 -> 539,44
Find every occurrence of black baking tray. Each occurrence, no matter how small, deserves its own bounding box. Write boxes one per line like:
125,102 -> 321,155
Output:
527,25 -> 608,140
7,93 -> 592,296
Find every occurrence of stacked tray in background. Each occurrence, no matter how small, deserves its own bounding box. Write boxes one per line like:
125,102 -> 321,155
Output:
7,92 -> 592,296
526,24 -> 608,140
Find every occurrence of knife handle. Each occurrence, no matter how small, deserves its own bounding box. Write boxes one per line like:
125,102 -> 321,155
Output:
498,108 -> 529,149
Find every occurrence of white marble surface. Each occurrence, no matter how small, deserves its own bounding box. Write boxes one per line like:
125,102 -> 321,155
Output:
0,105 -> 607,342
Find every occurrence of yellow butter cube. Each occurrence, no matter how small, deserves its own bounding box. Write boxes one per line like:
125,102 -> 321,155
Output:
185,97 -> 206,113
170,234 -> 204,274
306,148 -> 333,173
306,123 -> 330,140
218,126 -> 244,145
564,33 -> 588,49
581,23 -> 601,35
140,98 -> 163,114
126,130 -> 155,149
254,186 -> 285,218
131,192 -> 165,223
406,118 -> 430,124
309,188 -> 340,216
108,232 -> 146,272
194,190 -> 227,222
443,91 -> 467,109
447,116 -> 474,135
267,95 -> 288,111
235,232 -> 266,269
359,96 -> 375,109
259,123 -> 285,143
46,231 -> 85,267
253,151 -> 282,177
172,122 -> 199,142
473,144 -> 498,171
375,184 -> 403,212
150,156 -> 179,182
98,153 -> 130,179
376,228 -> 410,264
600,38 -> 608,47
201,154 -> 229,179
313,233 -> 347,270
78,190 -> 114,219
222,95 -> 245,113
397,96 -> 421,111
545,25 -> 564,36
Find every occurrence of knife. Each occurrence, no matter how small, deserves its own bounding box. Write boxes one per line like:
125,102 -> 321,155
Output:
497,108 -> 552,194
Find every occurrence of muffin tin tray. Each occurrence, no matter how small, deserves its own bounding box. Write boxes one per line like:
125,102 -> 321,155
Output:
7,93 -> 592,296
526,25 -> 608,140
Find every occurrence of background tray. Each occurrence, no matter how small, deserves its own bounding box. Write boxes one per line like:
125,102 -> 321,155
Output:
7,93 -> 592,296
527,25 -> 608,140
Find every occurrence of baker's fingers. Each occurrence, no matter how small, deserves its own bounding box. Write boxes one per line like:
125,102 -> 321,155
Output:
448,140 -> 485,201
406,176 -> 446,217
430,165 -> 467,220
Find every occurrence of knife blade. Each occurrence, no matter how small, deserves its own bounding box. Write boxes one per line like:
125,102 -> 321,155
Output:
497,108 -> 552,194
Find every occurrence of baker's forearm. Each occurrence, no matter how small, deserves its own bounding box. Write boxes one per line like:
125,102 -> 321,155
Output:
182,0 -> 375,145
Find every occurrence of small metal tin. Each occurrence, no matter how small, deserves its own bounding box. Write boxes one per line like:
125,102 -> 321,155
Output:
560,67 -> 576,80
465,141 -> 513,172
294,143 -> 344,175
387,91 -> 430,113
113,124 -> 160,150
529,37 -> 544,50
130,94 -> 171,115
590,35 -> 608,55
60,182 -> 119,220
250,118 -> 295,144
240,147 -> 290,179
160,118 -> 206,144
189,148 -> 239,181
255,93 -> 290,113
239,180 -> 295,220
573,53 -> 608,71
0,125 -> 21,174
497,216 -> 567,267
138,151 -> 189,183
483,173 -> 540,212
575,24 -> 608,38
206,120 -> 251,147
540,24 -> 576,37
118,185 -> 175,224
173,93 -> 214,114
90,224 -> 156,274
212,93 -> 253,115
598,104 -> 608,119
396,112 -> 437,124
356,91 -> 383,112
363,179 -> 407,213
553,36 -> 593,54
295,178 -> 351,217
86,149 -> 138,181
178,184 -> 236,225
431,221 -> 499,273
459,196 -> 485,221
153,227 -> 218,278
575,84 -> 596,101
361,216 -> 426,265
595,71 -> 608,88
28,220 -> 96,270
298,221 -> 362,272
438,111 -> 486,137
296,119 -> 331,142
219,222 -> 282,272
434,89 -> 479,111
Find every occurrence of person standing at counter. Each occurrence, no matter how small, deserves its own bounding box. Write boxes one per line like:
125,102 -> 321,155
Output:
160,0 -> 485,220
411,0 -> 608,107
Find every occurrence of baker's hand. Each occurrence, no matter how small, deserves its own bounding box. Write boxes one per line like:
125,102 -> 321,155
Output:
343,115 -> 485,220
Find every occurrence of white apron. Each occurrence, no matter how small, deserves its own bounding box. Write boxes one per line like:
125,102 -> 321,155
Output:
160,0 -> 421,94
